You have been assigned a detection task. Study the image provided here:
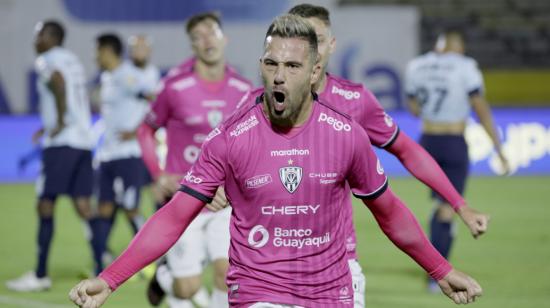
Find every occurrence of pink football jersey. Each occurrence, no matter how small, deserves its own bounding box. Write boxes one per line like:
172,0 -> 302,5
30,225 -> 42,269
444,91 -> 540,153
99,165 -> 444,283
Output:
145,58 -> 252,176
319,73 -> 399,260
181,91 -> 388,307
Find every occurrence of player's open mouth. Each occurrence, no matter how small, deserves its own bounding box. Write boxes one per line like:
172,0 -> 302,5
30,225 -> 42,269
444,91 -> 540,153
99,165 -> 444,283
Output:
273,91 -> 286,112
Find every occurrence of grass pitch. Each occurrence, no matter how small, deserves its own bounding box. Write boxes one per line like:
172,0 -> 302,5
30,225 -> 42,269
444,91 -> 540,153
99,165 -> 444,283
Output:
0,176 -> 549,307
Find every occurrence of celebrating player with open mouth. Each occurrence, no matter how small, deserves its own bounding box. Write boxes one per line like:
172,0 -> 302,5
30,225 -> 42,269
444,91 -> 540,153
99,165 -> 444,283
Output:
69,14 -> 482,307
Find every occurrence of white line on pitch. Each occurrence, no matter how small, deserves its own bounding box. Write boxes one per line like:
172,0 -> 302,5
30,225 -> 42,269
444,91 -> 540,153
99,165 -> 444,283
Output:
0,295 -> 72,308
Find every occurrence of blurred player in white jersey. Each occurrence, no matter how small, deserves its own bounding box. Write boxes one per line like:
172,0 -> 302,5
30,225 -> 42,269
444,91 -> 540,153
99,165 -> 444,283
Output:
93,33 -> 156,272
405,30 -> 509,291
128,34 -> 160,97
6,20 -> 105,292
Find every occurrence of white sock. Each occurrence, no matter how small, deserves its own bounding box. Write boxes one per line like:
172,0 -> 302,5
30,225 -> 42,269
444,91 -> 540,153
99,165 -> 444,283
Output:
155,264 -> 174,295
192,286 -> 210,307
209,288 -> 228,308
167,295 -> 194,308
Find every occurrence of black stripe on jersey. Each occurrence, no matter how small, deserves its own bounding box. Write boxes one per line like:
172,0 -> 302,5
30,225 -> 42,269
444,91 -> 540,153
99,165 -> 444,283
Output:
379,127 -> 401,149
468,88 -> 482,97
315,95 -> 353,121
353,177 -> 389,200
179,185 -> 213,204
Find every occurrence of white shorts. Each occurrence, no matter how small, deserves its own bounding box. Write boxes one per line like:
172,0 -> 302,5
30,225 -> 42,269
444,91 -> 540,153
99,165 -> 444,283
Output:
249,303 -> 304,308
348,259 -> 366,308
166,206 -> 231,277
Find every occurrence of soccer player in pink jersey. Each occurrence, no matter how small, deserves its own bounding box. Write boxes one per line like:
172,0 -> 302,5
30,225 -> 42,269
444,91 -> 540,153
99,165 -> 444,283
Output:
136,12 -> 251,308
69,14 -> 482,307
288,4 -> 490,305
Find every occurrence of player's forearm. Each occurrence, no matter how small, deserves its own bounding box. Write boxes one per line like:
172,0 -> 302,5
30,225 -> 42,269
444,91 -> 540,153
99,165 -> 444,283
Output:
363,188 -> 452,280
386,133 -> 465,210
136,122 -> 162,179
471,96 -> 502,152
99,192 -> 204,290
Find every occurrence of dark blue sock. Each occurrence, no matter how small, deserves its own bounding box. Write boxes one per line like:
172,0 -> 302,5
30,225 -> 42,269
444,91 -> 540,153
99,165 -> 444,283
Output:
89,218 -> 110,275
36,217 -> 54,278
429,212 -> 454,259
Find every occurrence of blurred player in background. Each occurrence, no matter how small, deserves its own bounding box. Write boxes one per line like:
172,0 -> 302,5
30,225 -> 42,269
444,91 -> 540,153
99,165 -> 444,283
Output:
6,20 -> 104,291
405,30 -> 509,291
137,12 -> 251,308
69,15 -> 482,307
128,34 -> 160,97
93,33 -> 156,272
289,4 -> 490,305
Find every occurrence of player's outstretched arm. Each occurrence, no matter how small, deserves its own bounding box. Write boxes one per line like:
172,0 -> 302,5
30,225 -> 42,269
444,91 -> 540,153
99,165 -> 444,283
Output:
68,192 -> 204,306
470,95 -> 510,175
48,71 -> 67,137
137,122 -> 162,179
363,187 -> 482,304
386,132 -> 490,238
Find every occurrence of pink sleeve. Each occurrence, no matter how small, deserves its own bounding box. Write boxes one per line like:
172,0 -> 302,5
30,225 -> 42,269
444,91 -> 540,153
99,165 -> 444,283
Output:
362,188 -> 453,280
137,123 -> 162,179
360,89 -> 399,148
347,123 -> 388,199
98,192 -> 205,290
144,82 -> 171,129
386,132 -> 466,211
180,127 -> 226,200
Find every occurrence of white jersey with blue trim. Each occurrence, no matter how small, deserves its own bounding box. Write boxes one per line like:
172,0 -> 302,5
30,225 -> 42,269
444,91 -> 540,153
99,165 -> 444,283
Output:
97,61 -> 153,162
405,51 -> 484,123
35,47 -> 93,150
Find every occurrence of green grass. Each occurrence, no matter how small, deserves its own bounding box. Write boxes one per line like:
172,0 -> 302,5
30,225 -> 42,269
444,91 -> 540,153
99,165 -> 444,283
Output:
1,177 -> 549,307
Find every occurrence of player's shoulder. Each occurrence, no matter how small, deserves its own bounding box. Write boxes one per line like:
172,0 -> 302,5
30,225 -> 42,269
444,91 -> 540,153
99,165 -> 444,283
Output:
226,67 -> 253,92
223,90 -> 262,130
161,69 -> 197,93
317,94 -> 353,122
327,73 -> 365,91
407,52 -> 433,69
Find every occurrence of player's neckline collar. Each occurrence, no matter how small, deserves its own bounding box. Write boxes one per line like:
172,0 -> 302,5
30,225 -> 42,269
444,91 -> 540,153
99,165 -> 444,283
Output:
256,91 -> 319,140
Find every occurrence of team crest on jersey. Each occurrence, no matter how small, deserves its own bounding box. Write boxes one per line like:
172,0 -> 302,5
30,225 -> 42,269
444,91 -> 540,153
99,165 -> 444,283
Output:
207,110 -> 223,128
279,166 -> 303,193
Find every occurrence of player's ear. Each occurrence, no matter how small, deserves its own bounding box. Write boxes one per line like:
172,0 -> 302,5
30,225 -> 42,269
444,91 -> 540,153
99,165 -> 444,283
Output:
310,57 -> 322,85
328,36 -> 336,55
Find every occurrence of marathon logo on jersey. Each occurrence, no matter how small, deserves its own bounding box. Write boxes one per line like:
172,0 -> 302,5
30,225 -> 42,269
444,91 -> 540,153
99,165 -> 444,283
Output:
279,166 -> 303,193
185,115 -> 203,125
318,112 -> 352,132
332,85 -> 360,100
184,171 -> 203,184
261,204 -> 320,215
270,148 -> 310,157
230,115 -> 259,137
201,100 -> 226,108
245,174 -> 272,189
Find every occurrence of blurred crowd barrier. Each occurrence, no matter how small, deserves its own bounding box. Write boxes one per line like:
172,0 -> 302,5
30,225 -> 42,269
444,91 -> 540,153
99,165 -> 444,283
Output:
2,109 -> 549,183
